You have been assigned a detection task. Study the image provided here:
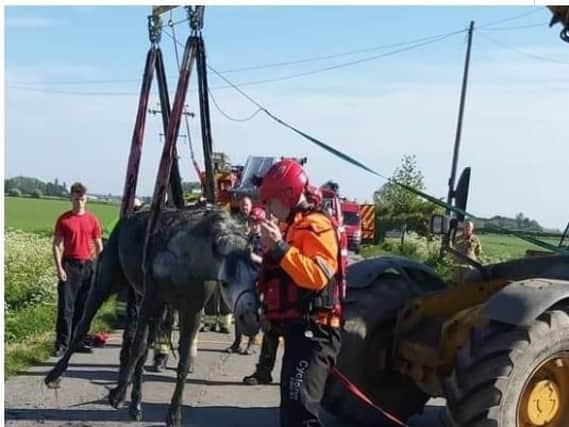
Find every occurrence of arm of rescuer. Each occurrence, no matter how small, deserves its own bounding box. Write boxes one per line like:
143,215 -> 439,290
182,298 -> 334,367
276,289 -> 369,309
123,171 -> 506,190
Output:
264,214 -> 338,291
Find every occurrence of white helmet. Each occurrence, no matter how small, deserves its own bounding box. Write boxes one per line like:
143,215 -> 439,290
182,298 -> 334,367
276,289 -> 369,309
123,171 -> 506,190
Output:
133,197 -> 143,210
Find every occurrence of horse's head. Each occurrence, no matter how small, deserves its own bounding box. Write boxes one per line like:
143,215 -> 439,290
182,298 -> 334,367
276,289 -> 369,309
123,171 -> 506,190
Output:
209,211 -> 261,337
217,249 -> 260,337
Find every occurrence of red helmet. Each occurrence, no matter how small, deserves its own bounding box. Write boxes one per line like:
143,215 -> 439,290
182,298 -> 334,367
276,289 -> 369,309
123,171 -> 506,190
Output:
260,159 -> 308,208
249,207 -> 266,223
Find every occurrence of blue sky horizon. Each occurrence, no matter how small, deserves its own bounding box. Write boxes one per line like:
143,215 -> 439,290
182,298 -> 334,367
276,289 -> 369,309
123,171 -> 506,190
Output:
4,6 -> 569,229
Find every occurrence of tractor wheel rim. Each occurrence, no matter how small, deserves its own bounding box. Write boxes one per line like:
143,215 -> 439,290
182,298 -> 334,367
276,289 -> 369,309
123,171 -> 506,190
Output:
518,352 -> 569,427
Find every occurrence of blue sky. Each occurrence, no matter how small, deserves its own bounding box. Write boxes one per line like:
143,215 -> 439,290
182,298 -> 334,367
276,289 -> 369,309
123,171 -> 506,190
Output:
4,6 -> 569,229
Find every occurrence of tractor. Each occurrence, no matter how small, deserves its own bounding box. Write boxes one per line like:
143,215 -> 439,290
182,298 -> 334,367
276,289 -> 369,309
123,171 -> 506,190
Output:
322,7 -> 569,427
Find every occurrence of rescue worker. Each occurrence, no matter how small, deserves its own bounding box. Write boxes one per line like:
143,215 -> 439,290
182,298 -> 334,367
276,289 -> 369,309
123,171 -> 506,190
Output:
149,304 -> 176,372
227,206 -> 266,355
255,160 -> 342,427
200,286 -> 232,333
237,196 -> 253,225
453,220 -> 482,283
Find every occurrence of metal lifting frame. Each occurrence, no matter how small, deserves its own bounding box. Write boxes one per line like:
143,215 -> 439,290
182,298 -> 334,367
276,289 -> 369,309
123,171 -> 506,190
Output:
120,12 -> 185,218
121,6 -> 215,287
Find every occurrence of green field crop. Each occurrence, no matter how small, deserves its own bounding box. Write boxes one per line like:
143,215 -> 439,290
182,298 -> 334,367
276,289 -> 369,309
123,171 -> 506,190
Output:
4,196 -> 119,235
479,233 -> 561,263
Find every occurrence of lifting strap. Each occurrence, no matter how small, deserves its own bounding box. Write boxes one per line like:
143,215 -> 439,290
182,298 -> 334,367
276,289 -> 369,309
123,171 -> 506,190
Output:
141,6 -> 217,292
120,14 -> 185,218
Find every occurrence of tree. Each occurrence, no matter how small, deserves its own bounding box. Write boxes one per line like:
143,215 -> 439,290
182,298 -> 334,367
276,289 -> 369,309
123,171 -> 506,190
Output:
515,212 -> 524,229
31,189 -> 43,199
374,155 -> 442,239
182,181 -> 201,193
4,176 -> 67,197
7,188 -> 22,197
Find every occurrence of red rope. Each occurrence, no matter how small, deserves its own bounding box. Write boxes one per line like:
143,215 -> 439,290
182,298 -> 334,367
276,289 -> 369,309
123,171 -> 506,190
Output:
330,367 -> 411,427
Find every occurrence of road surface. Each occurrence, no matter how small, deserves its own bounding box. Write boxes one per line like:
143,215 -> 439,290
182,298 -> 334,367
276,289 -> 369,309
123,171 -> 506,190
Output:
5,329 -> 447,427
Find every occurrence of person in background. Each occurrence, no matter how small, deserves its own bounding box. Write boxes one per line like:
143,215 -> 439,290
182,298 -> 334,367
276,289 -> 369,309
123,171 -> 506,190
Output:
53,182 -> 103,357
238,196 -> 253,224
453,220 -> 482,283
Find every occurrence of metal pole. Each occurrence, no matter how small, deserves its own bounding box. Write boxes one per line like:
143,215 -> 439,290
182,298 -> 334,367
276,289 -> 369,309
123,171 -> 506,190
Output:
560,221 -> 569,247
447,20 -> 475,214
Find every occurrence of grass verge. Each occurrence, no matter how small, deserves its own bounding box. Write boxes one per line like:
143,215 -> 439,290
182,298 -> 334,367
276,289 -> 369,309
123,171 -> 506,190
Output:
5,297 -> 117,377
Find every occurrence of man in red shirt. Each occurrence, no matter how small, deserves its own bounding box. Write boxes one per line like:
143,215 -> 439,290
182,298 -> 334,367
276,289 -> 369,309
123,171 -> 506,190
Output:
53,182 -> 103,357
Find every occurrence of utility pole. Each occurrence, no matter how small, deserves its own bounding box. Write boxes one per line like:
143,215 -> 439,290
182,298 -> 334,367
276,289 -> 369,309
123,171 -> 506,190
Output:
447,20 -> 475,215
149,104 -> 194,208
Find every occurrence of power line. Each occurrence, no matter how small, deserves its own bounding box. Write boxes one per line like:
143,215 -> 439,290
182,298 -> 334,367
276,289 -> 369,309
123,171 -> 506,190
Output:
475,8 -> 543,30
8,8 -> 541,88
478,32 -> 569,65
208,88 -> 263,122
479,22 -> 549,32
7,28 -> 464,87
6,27 -> 466,96
214,30 -> 467,74
170,28 -> 467,89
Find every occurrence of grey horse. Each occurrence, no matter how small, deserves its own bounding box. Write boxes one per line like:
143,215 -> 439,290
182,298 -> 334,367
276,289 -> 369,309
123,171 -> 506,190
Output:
45,206 -> 260,427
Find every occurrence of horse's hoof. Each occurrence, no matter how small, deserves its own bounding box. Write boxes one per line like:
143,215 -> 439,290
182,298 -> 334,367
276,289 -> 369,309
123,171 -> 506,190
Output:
45,377 -> 62,389
45,369 -> 62,389
166,409 -> 181,427
128,403 -> 143,421
108,387 -> 125,409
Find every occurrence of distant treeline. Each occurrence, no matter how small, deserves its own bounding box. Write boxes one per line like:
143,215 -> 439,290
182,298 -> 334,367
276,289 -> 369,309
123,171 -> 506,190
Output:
5,176 -> 68,198
474,213 -> 561,234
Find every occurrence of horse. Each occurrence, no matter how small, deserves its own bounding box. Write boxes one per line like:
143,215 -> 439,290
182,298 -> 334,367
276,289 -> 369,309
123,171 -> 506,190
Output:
45,206 -> 261,427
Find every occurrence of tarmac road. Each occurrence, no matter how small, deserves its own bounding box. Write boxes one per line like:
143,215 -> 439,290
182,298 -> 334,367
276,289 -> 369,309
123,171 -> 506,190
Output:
5,329 -> 447,427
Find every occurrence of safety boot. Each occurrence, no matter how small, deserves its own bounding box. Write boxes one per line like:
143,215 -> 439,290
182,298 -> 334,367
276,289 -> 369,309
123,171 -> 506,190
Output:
243,368 -> 272,385
150,353 -> 168,372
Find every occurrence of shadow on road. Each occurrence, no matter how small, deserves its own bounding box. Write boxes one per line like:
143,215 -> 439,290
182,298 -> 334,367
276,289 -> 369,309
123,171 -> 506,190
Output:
6,405 -> 279,426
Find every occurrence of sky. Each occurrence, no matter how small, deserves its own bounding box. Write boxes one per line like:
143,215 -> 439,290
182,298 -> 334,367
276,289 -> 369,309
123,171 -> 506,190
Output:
4,5 -> 569,230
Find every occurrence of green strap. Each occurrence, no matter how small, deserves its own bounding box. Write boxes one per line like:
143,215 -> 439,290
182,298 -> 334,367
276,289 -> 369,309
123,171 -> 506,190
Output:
264,111 -> 568,256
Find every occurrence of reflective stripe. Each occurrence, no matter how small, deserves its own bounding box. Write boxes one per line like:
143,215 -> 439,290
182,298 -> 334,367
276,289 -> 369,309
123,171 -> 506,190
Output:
314,256 -> 334,280
340,249 -> 349,256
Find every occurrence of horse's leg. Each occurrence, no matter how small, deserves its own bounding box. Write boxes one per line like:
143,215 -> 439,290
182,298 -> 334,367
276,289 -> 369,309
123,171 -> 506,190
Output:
128,301 -> 164,421
109,283 -> 156,409
166,309 -> 200,427
118,287 -> 138,373
45,257 -> 116,387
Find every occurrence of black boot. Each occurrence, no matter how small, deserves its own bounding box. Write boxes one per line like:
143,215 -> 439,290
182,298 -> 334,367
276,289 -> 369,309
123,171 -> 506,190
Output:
150,353 -> 168,372
243,369 -> 272,385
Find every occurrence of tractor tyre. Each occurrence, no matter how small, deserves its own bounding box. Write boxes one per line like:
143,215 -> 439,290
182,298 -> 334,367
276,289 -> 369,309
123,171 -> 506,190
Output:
323,259 -> 447,426
444,306 -> 569,427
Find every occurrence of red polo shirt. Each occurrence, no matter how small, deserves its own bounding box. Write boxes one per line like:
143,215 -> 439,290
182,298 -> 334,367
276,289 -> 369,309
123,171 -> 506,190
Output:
54,211 -> 102,260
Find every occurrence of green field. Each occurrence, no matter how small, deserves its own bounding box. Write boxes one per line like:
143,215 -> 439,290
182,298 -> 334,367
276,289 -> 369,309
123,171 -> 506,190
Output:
478,233 -> 561,262
4,196 -> 119,234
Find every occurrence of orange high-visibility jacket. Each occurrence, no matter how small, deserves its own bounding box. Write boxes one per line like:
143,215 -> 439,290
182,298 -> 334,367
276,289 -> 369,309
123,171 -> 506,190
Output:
278,212 -> 338,291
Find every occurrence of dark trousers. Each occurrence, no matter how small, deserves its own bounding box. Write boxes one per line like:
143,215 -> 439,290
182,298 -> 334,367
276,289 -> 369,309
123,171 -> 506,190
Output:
204,283 -> 231,316
255,327 -> 280,376
55,259 -> 93,350
279,320 -> 341,427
